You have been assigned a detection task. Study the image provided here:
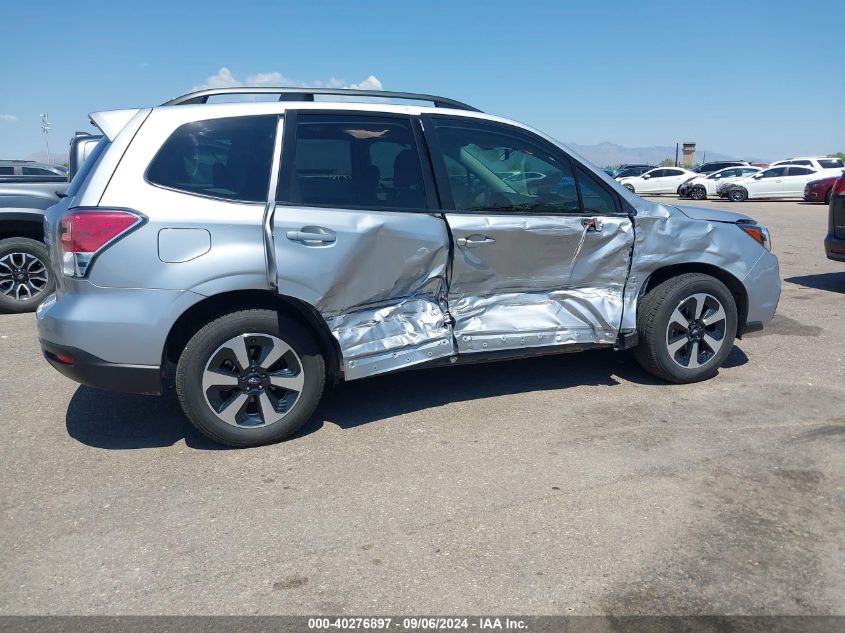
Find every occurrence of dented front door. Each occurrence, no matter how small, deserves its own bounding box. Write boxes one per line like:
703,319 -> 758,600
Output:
272,111 -> 455,380
424,115 -> 634,354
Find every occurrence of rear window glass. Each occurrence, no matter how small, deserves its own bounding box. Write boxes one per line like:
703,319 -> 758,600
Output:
147,115 -> 277,203
0,166 -> 13,175
818,159 -> 844,169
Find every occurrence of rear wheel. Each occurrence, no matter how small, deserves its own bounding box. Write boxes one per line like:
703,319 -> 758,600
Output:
0,237 -> 54,313
635,273 -> 737,383
176,310 -> 325,447
690,186 -> 707,200
728,187 -> 748,202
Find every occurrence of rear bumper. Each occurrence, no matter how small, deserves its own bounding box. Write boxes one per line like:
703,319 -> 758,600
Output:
40,339 -> 162,395
825,234 -> 845,262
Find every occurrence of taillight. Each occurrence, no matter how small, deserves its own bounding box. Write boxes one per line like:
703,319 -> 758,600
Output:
832,177 -> 845,197
58,208 -> 142,277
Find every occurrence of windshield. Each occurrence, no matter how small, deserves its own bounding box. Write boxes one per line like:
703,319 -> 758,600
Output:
65,138 -> 110,198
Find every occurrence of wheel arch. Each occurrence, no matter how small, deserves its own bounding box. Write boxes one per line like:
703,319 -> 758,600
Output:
640,263 -> 749,337
163,289 -> 342,383
0,214 -> 46,242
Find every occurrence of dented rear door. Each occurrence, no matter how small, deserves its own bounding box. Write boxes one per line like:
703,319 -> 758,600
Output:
272,111 -> 455,380
424,115 -> 634,354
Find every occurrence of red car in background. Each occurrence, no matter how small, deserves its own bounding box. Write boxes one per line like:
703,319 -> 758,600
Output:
804,174 -> 840,204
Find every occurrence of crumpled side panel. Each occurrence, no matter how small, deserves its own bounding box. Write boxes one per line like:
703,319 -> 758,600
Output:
274,207 -> 456,380
621,203 -> 765,331
445,213 -> 633,352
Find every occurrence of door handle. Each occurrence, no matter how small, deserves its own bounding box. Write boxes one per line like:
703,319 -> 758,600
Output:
285,229 -> 336,244
582,217 -> 603,232
456,235 -> 495,247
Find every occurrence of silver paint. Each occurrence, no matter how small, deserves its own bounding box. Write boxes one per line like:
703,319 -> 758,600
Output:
445,213 -> 633,355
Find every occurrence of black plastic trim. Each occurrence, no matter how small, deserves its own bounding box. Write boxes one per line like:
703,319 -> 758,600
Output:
40,340 -> 162,395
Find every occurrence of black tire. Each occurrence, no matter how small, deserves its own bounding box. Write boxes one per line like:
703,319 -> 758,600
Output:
623,183 -> 635,193
0,237 -> 54,314
634,273 -> 738,384
176,309 -> 325,447
690,186 -> 707,200
728,187 -> 747,202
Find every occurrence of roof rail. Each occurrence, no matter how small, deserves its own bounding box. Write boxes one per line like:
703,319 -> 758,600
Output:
162,87 -> 481,112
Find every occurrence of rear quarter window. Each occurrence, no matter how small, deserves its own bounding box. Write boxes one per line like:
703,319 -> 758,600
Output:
818,159 -> 844,169
146,115 -> 277,203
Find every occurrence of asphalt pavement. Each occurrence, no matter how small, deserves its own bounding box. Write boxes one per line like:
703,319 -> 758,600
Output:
1,197 -> 842,615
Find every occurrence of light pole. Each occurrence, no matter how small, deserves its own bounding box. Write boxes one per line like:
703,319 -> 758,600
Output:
39,113 -> 51,163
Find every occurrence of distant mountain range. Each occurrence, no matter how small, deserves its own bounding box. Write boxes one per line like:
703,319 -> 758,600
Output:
564,141 -> 768,167
22,142 -> 768,169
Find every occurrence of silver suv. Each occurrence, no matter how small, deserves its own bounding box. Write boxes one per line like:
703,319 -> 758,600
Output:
38,87 -> 781,447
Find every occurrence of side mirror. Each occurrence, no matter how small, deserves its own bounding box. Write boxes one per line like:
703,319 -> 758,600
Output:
753,174 -> 763,179
642,174 -> 651,179
713,174 -> 721,179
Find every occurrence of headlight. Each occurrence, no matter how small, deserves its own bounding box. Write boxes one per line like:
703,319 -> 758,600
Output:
738,223 -> 772,251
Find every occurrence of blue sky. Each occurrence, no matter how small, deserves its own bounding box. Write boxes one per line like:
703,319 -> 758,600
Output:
1,0 -> 843,162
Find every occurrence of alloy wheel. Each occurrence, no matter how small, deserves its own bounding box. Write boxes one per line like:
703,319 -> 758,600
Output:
0,252 -> 50,301
202,333 -> 305,428
665,293 -> 727,369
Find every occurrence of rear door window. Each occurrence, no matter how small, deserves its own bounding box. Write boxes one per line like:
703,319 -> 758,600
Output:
147,115 -> 277,203
0,166 -> 13,175
786,166 -> 815,176
278,113 -> 428,210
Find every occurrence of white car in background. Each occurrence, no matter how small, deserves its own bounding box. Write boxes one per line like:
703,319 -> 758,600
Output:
681,165 -> 762,200
617,167 -> 697,195
723,165 -> 821,201
769,156 -> 844,173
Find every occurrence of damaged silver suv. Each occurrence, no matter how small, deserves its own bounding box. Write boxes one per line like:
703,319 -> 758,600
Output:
38,88 -> 780,447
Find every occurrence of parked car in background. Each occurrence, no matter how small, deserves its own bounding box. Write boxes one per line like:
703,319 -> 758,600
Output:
679,166 -> 761,200
826,174 -> 845,261
36,86 -> 779,447
770,156 -> 844,173
617,167 -> 697,194
692,160 -> 750,175
723,165 -> 820,201
0,133 -> 101,313
804,175 -> 839,204
0,161 -> 67,182
613,165 -> 655,179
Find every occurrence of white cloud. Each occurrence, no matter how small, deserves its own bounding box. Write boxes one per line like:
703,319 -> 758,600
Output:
191,68 -> 383,93
347,75 -> 383,91
0,114 -> 17,122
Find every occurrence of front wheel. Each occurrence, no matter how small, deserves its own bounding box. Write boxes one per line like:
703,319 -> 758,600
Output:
0,237 -> 55,313
176,309 -> 325,447
635,273 -> 738,383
